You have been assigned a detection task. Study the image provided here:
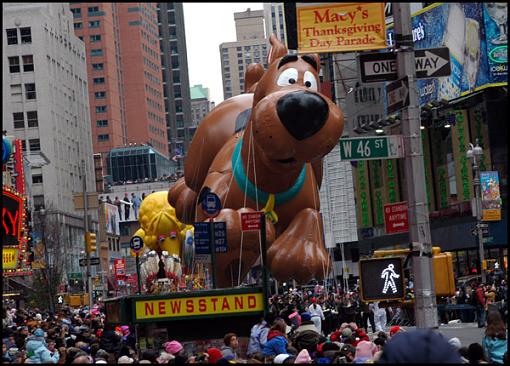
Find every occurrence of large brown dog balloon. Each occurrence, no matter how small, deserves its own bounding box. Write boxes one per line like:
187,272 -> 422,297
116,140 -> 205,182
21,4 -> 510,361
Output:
169,35 -> 344,287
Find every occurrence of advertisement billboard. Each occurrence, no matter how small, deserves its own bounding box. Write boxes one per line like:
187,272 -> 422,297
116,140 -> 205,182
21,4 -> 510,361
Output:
2,189 -> 24,246
480,171 -> 502,221
104,203 -> 120,236
296,3 -> 387,53
385,3 -> 507,107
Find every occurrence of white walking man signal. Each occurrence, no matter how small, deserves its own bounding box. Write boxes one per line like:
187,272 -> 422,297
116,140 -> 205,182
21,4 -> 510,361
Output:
381,264 -> 400,294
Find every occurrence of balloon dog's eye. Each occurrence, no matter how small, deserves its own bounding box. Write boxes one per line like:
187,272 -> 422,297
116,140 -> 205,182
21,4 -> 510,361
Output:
277,68 -> 299,87
303,71 -> 318,92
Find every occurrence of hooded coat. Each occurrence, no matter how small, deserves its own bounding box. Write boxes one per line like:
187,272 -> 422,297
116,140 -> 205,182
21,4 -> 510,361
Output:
247,320 -> 269,357
263,330 -> 288,357
99,330 -> 122,355
25,336 -> 59,364
482,334 -> 507,364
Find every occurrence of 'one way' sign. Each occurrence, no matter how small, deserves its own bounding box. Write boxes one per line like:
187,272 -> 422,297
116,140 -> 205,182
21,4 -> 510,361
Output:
359,47 -> 451,83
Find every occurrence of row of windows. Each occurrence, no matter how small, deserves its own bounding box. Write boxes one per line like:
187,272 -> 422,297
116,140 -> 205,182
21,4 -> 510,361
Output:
96,119 -> 108,127
143,56 -> 159,73
141,29 -> 157,46
92,63 -> 104,71
95,91 -> 106,99
10,83 -> 36,101
142,42 -> 158,61
148,111 -> 164,124
74,20 -> 100,30
12,111 -> 38,129
6,27 -> 32,45
149,124 -> 165,136
70,6 -> 103,18
18,138 -> 40,152
145,84 -> 162,99
143,70 -> 160,85
91,48 -> 103,56
8,55 -> 34,73
96,105 -> 107,113
148,138 -> 165,151
146,97 -> 162,112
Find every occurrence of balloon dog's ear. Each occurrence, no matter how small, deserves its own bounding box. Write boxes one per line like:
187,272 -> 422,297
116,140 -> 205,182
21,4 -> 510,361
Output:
267,33 -> 288,65
244,63 -> 264,93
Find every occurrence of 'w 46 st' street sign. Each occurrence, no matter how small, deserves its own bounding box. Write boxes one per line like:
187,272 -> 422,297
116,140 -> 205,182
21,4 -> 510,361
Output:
359,47 -> 451,83
339,135 -> 404,161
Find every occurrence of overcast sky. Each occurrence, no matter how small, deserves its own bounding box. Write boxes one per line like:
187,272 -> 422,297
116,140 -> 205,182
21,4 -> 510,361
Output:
183,3 -> 263,105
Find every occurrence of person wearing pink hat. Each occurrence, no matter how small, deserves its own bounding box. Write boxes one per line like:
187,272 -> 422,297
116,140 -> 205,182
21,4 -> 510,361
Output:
353,340 -> 376,363
163,340 -> 183,356
294,348 -> 312,363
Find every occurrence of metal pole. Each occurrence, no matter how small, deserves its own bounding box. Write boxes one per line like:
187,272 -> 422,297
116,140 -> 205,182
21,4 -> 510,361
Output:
471,149 -> 487,284
82,160 -> 93,308
209,218 -> 217,288
41,213 -> 54,313
260,213 -> 269,316
393,3 -> 438,328
136,253 -> 142,294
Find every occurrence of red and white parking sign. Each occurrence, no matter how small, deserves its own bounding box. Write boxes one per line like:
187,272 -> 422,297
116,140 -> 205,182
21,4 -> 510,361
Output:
241,211 -> 263,231
384,201 -> 409,234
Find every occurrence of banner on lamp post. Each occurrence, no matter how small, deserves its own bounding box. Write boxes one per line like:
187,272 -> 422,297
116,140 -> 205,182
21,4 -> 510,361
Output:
480,171 -> 502,221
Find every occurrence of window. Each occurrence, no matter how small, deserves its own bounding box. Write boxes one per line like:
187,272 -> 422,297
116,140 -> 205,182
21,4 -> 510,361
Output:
29,138 -> 40,151
32,174 -> 43,184
6,28 -> 17,45
22,55 -> 34,72
96,105 -> 107,113
8,56 -> 20,73
33,195 -> 45,211
93,77 -> 105,84
74,22 -> 83,30
96,119 -> 108,127
20,27 -> 31,43
128,6 -> 140,12
88,6 -> 99,14
25,83 -> 36,100
98,134 -> 109,142
90,34 -> 101,42
13,112 -> 24,129
95,91 -> 106,99
91,49 -> 103,56
10,84 -> 22,102
21,140 -> 26,152
70,8 -> 81,18
128,20 -> 141,26
27,111 -> 38,127
89,21 -> 100,28
92,63 -> 103,70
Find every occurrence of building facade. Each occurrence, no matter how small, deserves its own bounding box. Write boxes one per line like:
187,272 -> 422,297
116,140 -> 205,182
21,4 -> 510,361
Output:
190,84 -> 214,138
3,3 -> 97,275
157,3 -> 193,171
69,3 -> 169,162
219,8 -> 268,99
69,3 -> 128,174
263,3 -> 287,46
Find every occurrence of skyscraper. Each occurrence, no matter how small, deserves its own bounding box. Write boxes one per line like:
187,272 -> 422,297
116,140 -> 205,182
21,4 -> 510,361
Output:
219,8 -> 268,99
3,3 -> 97,274
263,3 -> 287,46
70,3 -> 168,162
157,3 -> 192,170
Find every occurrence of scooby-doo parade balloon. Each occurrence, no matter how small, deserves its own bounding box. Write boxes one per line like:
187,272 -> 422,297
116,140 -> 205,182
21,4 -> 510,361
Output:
169,35 -> 344,287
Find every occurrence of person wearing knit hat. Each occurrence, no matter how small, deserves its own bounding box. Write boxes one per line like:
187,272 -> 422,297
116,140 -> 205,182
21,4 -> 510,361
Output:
118,355 -> 134,363
341,327 -> 352,338
206,348 -> 223,364
389,325 -> 402,337
448,337 -> 461,351
274,353 -> 291,364
164,340 -> 183,355
294,348 -> 312,363
353,340 -> 376,363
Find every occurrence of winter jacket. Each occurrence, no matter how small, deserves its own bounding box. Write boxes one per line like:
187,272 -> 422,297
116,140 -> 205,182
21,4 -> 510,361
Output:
25,336 -> 59,364
247,321 -> 269,357
482,335 -> 507,364
220,345 -> 238,360
99,330 -> 122,355
262,330 -> 288,357
292,322 -> 325,354
475,287 -> 486,306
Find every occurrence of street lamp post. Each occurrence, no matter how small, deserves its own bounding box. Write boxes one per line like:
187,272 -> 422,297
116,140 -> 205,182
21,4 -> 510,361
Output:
38,209 -> 55,313
467,139 -> 486,284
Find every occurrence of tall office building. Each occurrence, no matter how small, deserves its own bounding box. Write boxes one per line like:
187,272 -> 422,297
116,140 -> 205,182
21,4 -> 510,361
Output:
190,84 -> 214,138
263,3 -> 287,46
157,3 -> 192,168
70,3 -> 127,175
219,8 -> 268,99
3,3 -> 97,275
70,3 -> 168,162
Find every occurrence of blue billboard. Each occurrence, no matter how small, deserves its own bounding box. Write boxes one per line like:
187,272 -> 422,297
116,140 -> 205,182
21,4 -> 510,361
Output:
386,3 -> 507,107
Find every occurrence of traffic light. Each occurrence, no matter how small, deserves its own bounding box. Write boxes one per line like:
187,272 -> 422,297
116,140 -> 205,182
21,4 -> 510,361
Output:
85,232 -> 97,254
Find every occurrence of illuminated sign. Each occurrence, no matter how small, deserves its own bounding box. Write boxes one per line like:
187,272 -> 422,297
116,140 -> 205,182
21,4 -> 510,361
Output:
2,189 -> 24,246
359,257 -> 405,301
3,248 -> 19,269
135,292 -> 264,321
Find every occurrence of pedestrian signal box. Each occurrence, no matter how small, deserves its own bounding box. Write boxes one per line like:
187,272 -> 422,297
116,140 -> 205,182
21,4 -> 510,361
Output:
359,257 -> 405,302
